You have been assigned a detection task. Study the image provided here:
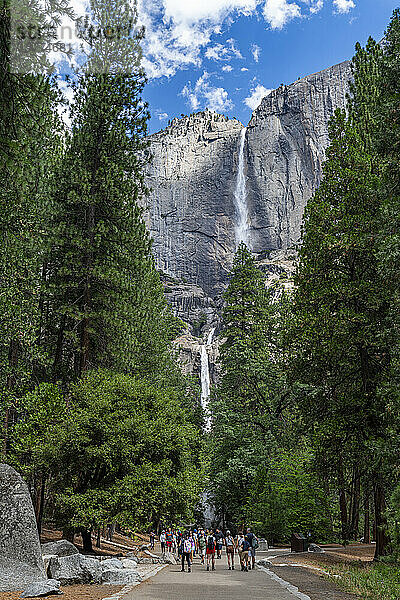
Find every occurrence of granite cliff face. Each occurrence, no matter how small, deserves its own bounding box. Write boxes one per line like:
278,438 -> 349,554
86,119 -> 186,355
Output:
144,111 -> 243,299
144,60 -> 352,390
246,61 -> 351,254
145,60 -> 352,311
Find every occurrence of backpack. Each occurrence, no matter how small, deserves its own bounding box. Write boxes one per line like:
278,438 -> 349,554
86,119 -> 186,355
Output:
184,539 -> 192,553
207,536 -> 215,550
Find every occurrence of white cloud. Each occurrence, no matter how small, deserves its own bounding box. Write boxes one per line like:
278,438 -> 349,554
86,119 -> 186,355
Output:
182,71 -> 234,112
139,0 -> 259,78
205,38 -> 243,61
309,0 -> 323,13
244,83 -> 273,110
241,67 -> 249,71
263,0 -> 301,29
139,0 -> 331,78
222,64 -> 233,72
156,111 -> 169,121
251,43 -> 261,62
333,0 -> 355,13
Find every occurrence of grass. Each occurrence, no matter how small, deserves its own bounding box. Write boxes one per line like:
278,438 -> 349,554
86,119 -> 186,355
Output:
325,562 -> 400,600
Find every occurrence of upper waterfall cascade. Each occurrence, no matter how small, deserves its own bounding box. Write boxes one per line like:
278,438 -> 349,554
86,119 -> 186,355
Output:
234,127 -> 250,249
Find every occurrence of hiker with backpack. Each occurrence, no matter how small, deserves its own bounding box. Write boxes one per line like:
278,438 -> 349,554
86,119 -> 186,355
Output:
180,532 -> 193,573
245,527 -> 259,570
215,528 -> 224,559
198,528 -> 207,564
206,529 -> 216,571
149,531 -> 156,551
236,531 -> 250,571
224,530 -> 235,570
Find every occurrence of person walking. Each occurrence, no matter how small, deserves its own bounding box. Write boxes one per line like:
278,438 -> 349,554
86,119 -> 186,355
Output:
206,530 -> 216,571
215,528 -> 224,559
180,533 -> 193,573
160,530 -> 166,554
165,527 -> 173,553
236,531 -> 248,571
150,531 -> 155,551
192,529 -> 199,556
198,528 -> 206,564
177,529 -> 183,558
245,527 -> 258,570
224,530 -> 235,570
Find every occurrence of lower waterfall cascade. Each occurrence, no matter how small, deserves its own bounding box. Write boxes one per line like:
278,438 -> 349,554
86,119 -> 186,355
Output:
200,327 -> 215,431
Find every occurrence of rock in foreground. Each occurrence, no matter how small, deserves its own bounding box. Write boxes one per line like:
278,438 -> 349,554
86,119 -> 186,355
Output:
48,554 -> 102,585
0,464 -> 47,592
20,579 -> 62,598
101,569 -> 142,585
41,540 -> 79,558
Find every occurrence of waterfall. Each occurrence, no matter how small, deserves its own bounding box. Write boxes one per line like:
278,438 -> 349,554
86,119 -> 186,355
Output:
206,327 -> 215,347
200,327 -> 215,431
200,328 -> 216,525
234,127 -> 250,248
200,345 -> 210,411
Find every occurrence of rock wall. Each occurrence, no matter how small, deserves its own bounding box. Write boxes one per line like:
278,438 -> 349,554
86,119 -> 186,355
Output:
145,111 -> 243,299
145,61 -> 352,302
246,61 -> 351,254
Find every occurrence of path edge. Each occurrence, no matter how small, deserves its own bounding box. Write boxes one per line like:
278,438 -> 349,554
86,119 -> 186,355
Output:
101,564 -> 169,600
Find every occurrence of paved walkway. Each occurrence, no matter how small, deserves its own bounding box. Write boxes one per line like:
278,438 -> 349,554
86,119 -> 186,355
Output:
123,552 -> 309,600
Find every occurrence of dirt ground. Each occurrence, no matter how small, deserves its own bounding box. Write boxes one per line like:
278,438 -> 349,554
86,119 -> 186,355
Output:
264,544 -> 375,600
0,585 -> 123,600
269,543 -> 375,570
41,527 -> 145,557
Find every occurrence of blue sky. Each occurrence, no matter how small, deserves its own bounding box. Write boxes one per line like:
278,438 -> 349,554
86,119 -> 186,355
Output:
139,0 -> 399,134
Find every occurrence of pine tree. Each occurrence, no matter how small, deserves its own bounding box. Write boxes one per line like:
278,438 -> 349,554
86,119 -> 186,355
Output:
210,244 -> 282,524
46,10 -> 180,383
0,0 -> 66,451
290,100 -> 392,555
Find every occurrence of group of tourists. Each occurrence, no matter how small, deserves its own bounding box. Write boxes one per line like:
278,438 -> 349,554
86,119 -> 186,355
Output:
157,527 -> 259,573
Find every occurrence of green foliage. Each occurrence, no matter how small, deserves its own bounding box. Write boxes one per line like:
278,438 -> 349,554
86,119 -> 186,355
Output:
9,370 -> 203,531
246,447 -> 333,544
325,562 -> 400,600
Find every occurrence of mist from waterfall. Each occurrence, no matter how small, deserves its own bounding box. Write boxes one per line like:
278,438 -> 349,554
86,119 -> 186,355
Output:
234,127 -> 250,249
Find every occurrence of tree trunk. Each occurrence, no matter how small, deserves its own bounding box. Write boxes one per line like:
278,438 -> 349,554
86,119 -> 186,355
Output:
3,338 -> 20,456
338,460 -> 348,543
81,528 -> 93,553
37,476 -> 46,536
53,315 -> 66,378
96,528 -> 101,549
350,467 -> 360,539
62,527 -> 75,543
79,205 -> 95,377
34,476 -> 46,536
364,489 -> 371,544
374,480 -> 390,560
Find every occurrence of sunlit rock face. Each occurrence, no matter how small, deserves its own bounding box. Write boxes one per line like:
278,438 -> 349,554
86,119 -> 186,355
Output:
144,61 -> 351,308
144,110 -> 243,299
246,61 -> 351,255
